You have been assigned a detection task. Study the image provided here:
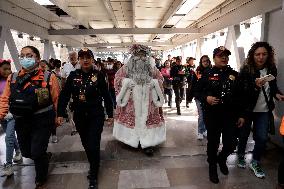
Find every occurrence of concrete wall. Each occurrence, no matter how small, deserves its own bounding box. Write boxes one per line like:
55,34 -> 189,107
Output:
267,9 -> 284,146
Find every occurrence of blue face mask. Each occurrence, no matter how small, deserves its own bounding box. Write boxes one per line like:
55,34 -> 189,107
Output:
19,58 -> 36,70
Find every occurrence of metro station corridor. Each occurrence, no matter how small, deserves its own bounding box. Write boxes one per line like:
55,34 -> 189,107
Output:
0,101 -> 281,189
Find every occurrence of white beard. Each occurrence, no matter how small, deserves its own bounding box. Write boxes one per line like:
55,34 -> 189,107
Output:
126,56 -> 153,85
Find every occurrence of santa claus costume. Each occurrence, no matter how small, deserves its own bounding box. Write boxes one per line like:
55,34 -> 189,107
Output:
113,44 -> 166,155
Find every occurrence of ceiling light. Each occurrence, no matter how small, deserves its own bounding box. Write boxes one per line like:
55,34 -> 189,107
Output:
176,0 -> 201,15
33,0 -> 54,5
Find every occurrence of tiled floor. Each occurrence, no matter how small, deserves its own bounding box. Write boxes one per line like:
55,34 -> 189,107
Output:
0,101 -> 282,189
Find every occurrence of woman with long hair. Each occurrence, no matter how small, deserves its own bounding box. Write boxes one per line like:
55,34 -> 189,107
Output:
195,55 -> 212,140
237,42 -> 284,178
0,59 -> 22,177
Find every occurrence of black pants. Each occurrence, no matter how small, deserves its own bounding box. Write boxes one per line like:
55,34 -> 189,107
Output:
73,112 -> 104,180
15,110 -> 54,183
164,88 -> 172,104
172,84 -> 184,108
186,84 -> 193,104
204,111 -> 237,164
109,88 -> 116,108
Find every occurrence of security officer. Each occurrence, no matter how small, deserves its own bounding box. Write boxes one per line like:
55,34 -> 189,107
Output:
0,46 -> 60,189
170,56 -> 185,115
195,46 -> 245,184
57,48 -> 113,189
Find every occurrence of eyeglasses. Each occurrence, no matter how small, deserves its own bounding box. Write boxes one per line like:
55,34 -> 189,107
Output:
19,53 -> 35,59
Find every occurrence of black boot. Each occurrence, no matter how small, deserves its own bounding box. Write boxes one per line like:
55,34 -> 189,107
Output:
89,179 -> 98,189
218,161 -> 229,175
143,147 -> 154,157
168,101 -> 172,108
177,107 -> 181,115
218,156 -> 229,175
209,164 -> 219,184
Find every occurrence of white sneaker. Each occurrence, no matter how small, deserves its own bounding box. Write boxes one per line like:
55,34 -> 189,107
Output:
13,151 -> 23,163
197,133 -> 204,140
203,131 -> 207,138
51,135 -> 58,143
1,163 -> 14,176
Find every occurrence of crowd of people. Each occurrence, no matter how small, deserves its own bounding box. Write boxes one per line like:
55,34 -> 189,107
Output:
0,41 -> 283,189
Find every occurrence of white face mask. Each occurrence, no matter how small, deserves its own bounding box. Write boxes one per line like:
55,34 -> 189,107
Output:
106,64 -> 113,69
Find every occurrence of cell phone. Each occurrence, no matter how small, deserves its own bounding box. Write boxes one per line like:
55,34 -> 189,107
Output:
260,74 -> 275,82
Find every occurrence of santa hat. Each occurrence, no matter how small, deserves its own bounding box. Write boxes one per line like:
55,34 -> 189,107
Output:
129,44 -> 151,56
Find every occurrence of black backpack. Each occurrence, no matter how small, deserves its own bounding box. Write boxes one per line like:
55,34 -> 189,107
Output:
9,71 -> 52,117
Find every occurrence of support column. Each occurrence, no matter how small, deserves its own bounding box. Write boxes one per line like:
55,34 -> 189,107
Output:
0,26 -> 6,58
43,40 -> 51,60
261,13 -> 270,42
5,27 -> 20,71
195,38 -> 204,61
50,43 -> 56,59
225,25 -> 241,71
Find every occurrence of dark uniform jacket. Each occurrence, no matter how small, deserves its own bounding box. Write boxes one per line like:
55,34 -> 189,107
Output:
170,64 -> 185,86
239,65 -> 283,113
195,65 -> 246,119
57,69 -> 113,118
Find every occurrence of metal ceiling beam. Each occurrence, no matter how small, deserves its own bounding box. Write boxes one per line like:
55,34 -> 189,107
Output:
132,0 -> 136,28
0,5 -> 82,47
149,0 -> 185,41
84,41 -> 174,47
159,0 -> 186,27
170,0 -> 282,48
102,0 -> 119,27
101,0 -> 125,43
49,28 -> 200,35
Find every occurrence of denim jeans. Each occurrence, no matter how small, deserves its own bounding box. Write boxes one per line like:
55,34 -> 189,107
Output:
237,112 -> 269,162
195,98 -> 206,134
1,118 -> 20,164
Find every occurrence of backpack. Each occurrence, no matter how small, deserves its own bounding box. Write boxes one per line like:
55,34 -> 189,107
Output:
9,70 -> 52,117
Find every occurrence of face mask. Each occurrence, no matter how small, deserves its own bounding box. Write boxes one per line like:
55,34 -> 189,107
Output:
19,58 -> 36,70
106,64 -> 113,69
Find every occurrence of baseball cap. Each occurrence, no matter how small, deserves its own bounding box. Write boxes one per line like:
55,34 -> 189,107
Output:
78,48 -> 94,60
213,46 -> 231,57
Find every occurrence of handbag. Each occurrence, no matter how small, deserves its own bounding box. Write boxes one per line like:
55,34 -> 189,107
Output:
261,86 -> 275,135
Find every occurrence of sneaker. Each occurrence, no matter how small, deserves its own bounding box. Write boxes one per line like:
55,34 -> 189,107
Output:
249,160 -> 265,178
203,131 -> 207,138
1,163 -> 14,176
51,135 -> 58,143
197,133 -> 204,140
237,156 -> 246,169
13,151 -> 23,163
